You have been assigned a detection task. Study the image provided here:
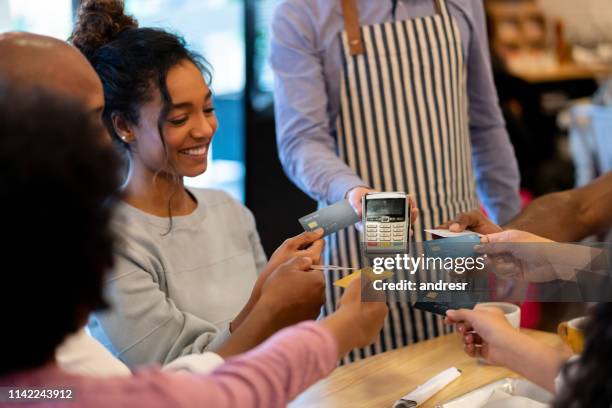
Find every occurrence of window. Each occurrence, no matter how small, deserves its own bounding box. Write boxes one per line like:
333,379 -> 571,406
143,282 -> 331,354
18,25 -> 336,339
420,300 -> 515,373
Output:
0,0 -> 73,39
126,0 -> 246,201
254,0 -> 281,95
1,0 -> 246,201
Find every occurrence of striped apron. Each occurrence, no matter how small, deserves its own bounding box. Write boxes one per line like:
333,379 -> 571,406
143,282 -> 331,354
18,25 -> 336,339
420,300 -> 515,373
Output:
325,0 -> 480,363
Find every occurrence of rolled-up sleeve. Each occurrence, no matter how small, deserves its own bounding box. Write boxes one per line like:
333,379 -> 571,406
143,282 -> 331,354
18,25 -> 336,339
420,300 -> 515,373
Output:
270,2 -> 367,204
464,0 -> 521,224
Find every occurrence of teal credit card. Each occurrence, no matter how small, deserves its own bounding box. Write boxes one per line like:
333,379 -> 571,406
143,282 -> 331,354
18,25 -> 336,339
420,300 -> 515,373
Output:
299,200 -> 360,237
424,234 -> 481,258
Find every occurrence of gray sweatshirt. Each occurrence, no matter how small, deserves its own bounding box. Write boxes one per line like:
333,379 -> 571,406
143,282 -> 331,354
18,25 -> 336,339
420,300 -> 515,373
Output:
89,188 -> 267,368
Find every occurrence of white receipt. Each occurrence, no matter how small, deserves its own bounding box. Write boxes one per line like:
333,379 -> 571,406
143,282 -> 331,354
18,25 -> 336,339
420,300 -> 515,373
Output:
425,229 -> 482,238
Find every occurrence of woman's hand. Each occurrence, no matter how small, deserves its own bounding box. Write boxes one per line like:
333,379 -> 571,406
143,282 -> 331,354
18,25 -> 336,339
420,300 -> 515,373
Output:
258,257 -> 326,324
233,237 -> 324,331
220,257 -> 326,357
445,305 -> 571,393
267,228 -> 325,269
477,230 -> 595,283
445,306 -> 521,366
251,229 -> 325,304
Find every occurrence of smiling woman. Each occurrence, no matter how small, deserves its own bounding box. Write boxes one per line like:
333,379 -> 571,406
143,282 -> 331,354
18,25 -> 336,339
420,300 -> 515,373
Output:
124,0 -> 247,201
69,0 -> 254,365
68,0 -> 327,369
70,0 -> 215,219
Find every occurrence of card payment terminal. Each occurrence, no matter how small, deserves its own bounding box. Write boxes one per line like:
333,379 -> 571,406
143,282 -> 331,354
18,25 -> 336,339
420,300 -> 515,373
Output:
363,192 -> 410,254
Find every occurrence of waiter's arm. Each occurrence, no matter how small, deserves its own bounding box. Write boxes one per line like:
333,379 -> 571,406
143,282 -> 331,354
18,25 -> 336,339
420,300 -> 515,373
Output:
270,2 -> 367,205
465,0 -> 521,224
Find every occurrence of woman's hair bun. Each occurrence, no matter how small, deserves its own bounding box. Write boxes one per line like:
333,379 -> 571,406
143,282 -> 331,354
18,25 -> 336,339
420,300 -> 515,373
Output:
71,0 -> 138,58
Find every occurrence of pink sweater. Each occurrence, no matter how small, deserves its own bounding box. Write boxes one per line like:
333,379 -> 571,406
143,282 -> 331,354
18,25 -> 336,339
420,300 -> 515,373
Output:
0,322 -> 337,408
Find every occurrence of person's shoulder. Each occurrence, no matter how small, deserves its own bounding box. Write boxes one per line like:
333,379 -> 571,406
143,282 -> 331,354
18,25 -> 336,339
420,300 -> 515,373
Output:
448,0 -> 485,25
274,0 -> 316,13
448,0 -> 480,10
272,0 -> 336,25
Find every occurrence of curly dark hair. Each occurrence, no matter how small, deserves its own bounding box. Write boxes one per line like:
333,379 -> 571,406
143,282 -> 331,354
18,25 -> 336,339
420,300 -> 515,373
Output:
554,302 -> 612,408
0,84 -> 121,376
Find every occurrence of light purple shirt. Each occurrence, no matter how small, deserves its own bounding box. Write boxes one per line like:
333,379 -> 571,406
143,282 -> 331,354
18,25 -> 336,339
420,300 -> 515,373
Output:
0,322 -> 337,408
270,0 -> 521,224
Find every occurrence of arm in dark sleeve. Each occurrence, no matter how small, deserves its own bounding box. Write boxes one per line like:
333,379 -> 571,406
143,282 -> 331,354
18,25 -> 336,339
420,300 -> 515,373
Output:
507,172 -> 612,241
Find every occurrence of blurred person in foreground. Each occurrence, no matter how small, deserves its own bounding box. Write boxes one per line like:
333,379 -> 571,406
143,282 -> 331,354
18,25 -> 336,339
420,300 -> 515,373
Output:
0,85 -> 387,408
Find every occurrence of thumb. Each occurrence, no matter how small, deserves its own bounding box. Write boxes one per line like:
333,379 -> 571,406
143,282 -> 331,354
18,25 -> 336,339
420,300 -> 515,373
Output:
338,279 -> 362,309
484,230 -> 518,243
449,212 -> 476,232
294,228 -> 325,246
477,231 -> 517,256
344,279 -> 362,300
288,256 -> 313,271
445,308 -> 476,324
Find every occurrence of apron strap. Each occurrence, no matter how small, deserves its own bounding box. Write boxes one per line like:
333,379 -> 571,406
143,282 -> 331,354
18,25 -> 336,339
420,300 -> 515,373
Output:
340,0 -> 364,56
341,0 -> 449,56
435,0 -> 450,17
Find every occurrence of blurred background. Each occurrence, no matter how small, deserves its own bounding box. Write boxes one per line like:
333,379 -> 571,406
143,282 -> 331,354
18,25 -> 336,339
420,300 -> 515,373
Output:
1,0 -> 611,258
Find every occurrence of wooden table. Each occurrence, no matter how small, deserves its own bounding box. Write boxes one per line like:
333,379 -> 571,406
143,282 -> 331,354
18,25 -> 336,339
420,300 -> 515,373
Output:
290,330 -> 565,408
507,62 -> 612,84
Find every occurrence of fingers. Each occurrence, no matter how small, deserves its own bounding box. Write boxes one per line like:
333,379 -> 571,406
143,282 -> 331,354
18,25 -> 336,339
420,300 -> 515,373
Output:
407,196 -> 419,224
310,269 -> 326,305
437,220 -> 453,230
445,308 -> 476,325
483,230 -> 518,243
339,278 -> 370,309
448,211 -> 481,232
464,342 -> 478,358
285,256 -> 313,271
436,211 -> 478,231
445,313 -> 474,342
342,279 -> 362,302
287,228 -> 324,249
483,229 -> 552,244
297,238 -> 325,263
462,330 -> 485,358
445,309 -> 487,359
474,237 -> 515,257
346,187 -> 374,217
369,302 -> 389,331
455,321 -> 474,335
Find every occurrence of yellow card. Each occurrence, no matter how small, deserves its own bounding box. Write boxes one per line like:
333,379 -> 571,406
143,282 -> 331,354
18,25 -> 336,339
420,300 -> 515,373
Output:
333,267 -> 394,288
